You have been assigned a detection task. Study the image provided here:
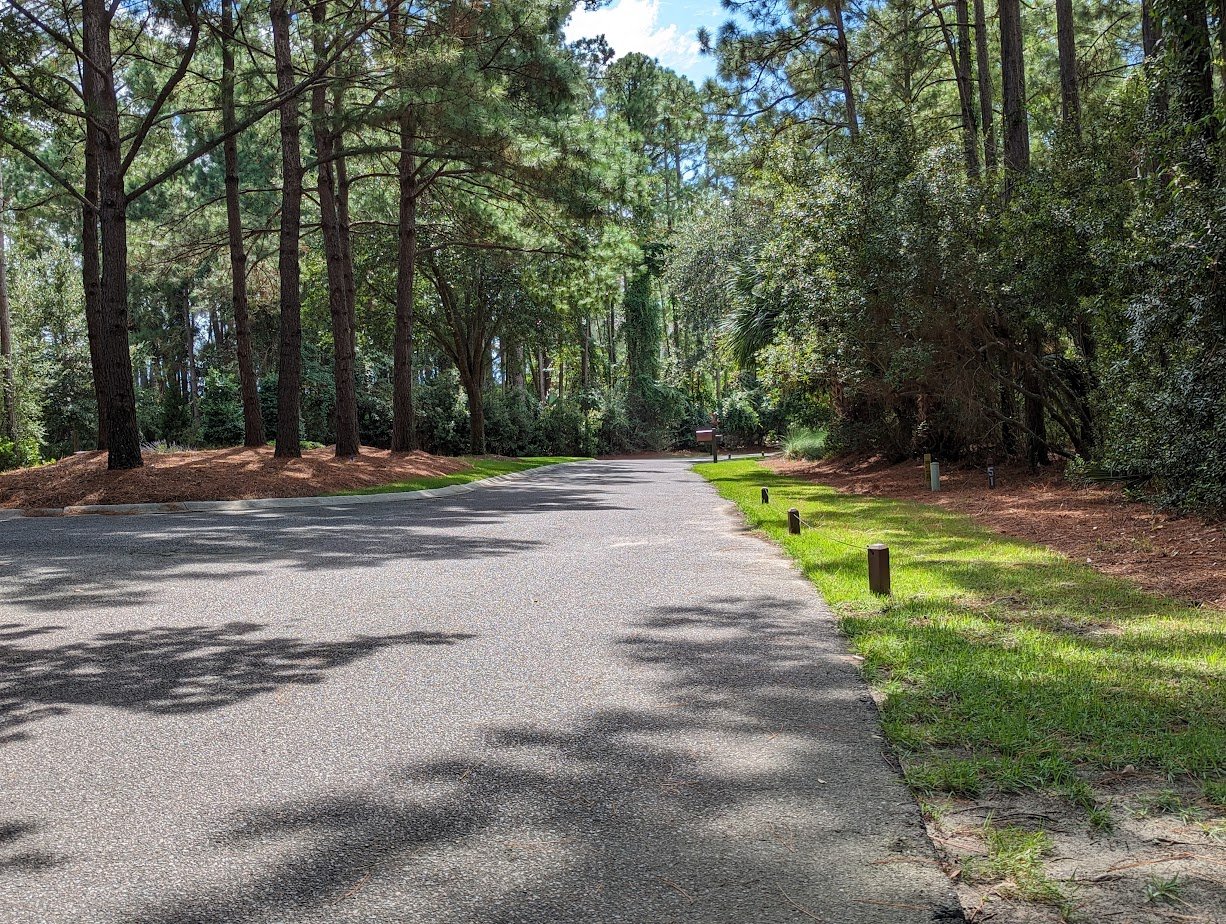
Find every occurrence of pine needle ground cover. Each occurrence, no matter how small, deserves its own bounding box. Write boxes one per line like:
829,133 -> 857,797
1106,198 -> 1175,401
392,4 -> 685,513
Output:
331,457 -> 585,496
698,459 -> 1225,920
0,451 -> 583,509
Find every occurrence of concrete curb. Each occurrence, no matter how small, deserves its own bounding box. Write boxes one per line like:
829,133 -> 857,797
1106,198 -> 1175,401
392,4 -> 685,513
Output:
1,460 -> 588,520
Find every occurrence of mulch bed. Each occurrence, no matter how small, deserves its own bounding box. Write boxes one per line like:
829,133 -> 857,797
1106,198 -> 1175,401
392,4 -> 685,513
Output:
768,455 -> 1226,609
0,446 -> 469,510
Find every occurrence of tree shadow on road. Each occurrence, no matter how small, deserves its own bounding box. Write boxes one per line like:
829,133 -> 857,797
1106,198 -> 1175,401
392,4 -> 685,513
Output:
0,477 -> 628,615
0,621 -> 474,745
113,596 -> 961,924
0,821 -> 62,874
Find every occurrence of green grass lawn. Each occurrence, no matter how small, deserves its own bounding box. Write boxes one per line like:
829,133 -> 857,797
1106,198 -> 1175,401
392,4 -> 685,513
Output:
698,459 -> 1226,809
330,456 -> 584,496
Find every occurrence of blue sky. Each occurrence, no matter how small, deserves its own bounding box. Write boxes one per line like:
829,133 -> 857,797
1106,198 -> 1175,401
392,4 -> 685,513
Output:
564,0 -> 727,84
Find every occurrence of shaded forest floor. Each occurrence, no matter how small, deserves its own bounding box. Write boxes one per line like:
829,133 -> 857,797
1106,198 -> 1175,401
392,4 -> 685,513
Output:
768,456 -> 1226,609
0,446 -> 470,509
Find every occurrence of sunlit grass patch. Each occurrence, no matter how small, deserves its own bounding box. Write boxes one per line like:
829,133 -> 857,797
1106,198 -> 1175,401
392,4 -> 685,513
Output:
963,824 -> 1066,906
331,456 -> 584,496
697,459 -> 1226,796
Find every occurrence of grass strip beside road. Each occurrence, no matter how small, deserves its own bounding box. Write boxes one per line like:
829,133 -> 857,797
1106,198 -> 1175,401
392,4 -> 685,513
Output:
697,459 -> 1226,806
330,456 -> 585,496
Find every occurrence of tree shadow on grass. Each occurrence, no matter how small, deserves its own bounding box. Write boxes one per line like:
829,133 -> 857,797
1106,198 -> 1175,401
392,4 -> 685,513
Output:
116,597 -> 962,924
714,466 -> 1226,777
0,621 -> 475,744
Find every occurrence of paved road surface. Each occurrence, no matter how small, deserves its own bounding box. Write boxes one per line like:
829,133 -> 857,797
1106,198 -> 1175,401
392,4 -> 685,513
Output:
0,460 -> 962,923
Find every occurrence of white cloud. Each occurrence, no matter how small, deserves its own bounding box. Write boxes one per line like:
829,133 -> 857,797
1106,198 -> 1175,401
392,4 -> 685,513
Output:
566,0 -> 701,73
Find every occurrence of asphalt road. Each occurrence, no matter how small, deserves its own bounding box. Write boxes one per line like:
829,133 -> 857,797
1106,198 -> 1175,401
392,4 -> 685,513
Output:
0,459 -> 962,923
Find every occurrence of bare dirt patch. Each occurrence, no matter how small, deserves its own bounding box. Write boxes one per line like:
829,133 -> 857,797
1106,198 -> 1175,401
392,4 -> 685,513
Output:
768,456 -> 1226,609
926,779 -> 1226,923
0,446 -> 470,510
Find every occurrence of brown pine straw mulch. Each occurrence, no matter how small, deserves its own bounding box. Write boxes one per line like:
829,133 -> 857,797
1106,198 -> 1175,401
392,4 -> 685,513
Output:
0,446 -> 470,510
767,455 -> 1226,609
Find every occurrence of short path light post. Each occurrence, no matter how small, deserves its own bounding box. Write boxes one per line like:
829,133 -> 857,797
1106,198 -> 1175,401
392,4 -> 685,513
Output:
761,487 -> 770,504
788,508 -> 801,535
867,544 -> 891,595
929,461 -> 941,492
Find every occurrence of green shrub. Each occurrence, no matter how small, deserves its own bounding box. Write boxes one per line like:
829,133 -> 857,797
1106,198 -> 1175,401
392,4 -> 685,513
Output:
357,380 -> 393,449
483,388 -> 542,456
783,427 -> 827,460
594,388 -> 633,454
199,371 -> 245,447
0,437 -> 42,470
415,371 -> 470,455
158,386 -> 195,446
539,399 -> 585,455
719,391 -> 763,446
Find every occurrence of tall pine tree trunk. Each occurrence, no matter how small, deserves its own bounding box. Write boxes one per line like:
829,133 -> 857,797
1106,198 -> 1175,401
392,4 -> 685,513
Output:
998,0 -> 1046,464
182,284 -> 197,427
0,162 -> 14,442
1166,0 -> 1217,153
84,0 -> 142,469
465,379 -> 485,454
389,8 -> 418,452
935,0 -> 980,177
580,316 -> 591,391
459,345 -> 486,454
208,301 -> 223,347
81,116 -> 108,450
957,0 -> 980,175
1217,0 -> 1226,95
999,0 -> 1030,181
391,107 -> 418,451
334,84 -> 359,426
607,296 -> 616,387
271,0 -> 303,458
221,0 -> 264,446
832,0 -> 859,139
1055,0 -> 1081,135
504,335 -> 525,390
1142,0 -> 1161,57
310,0 -> 358,457
973,0 -> 998,171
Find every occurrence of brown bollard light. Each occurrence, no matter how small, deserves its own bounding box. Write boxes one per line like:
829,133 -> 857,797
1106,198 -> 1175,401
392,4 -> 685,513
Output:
761,487 -> 770,504
788,508 -> 801,535
867,543 -> 891,595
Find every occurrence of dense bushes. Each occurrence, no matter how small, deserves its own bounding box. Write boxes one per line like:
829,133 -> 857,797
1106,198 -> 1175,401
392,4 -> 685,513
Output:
135,367 -> 694,460
199,371 -> 245,447
0,437 -> 41,471
666,109 -> 1226,514
416,375 -> 641,458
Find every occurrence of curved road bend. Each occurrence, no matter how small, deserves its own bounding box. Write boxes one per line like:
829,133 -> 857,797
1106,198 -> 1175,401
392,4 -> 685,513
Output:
0,459 -> 962,923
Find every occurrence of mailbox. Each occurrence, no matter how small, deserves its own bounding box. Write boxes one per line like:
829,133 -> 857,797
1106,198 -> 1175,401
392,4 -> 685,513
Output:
695,428 -> 715,443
